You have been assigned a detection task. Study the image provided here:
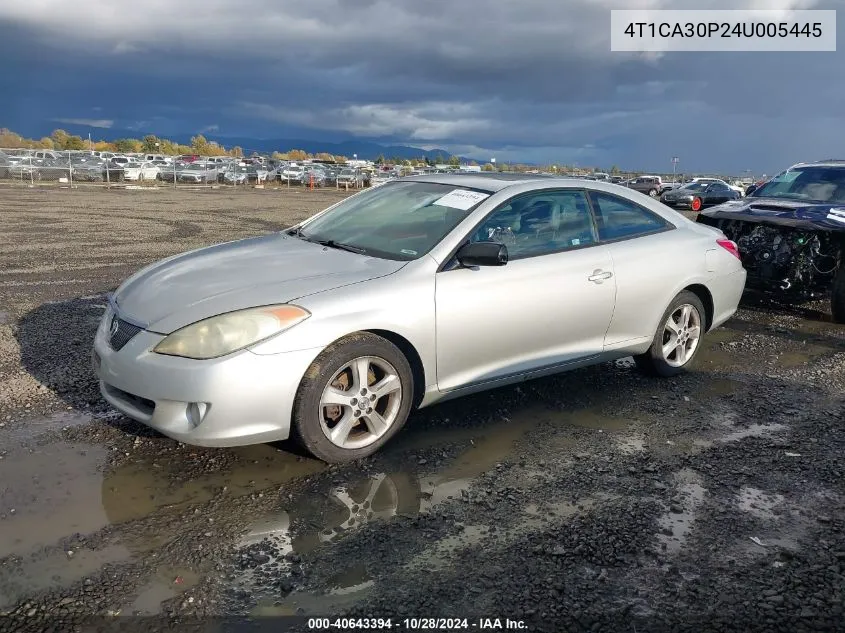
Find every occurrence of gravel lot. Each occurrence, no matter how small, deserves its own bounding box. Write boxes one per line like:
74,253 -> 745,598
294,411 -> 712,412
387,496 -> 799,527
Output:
0,188 -> 843,633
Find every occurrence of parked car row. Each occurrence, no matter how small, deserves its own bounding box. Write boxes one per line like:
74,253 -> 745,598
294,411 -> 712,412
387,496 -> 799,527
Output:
0,150 -> 377,187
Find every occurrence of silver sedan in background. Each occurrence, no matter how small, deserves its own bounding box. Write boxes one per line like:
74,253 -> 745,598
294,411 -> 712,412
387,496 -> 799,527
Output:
93,175 -> 746,462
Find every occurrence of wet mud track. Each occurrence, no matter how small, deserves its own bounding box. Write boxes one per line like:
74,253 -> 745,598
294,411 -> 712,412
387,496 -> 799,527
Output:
1,190 -> 843,632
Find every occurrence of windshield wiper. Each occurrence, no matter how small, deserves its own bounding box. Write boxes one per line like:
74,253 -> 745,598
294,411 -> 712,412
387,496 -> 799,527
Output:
314,239 -> 367,255
288,228 -> 367,254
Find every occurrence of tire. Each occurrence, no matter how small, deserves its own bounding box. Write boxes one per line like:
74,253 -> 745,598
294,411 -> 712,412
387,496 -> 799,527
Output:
691,197 -> 702,212
832,263 -> 845,324
648,188 -> 658,197
635,291 -> 706,377
291,332 -> 414,463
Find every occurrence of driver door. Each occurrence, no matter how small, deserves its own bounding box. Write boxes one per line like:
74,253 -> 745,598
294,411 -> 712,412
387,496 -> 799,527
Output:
711,183 -> 737,204
434,189 -> 617,393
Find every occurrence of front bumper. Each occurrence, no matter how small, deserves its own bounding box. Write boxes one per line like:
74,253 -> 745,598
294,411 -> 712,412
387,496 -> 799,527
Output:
662,198 -> 694,208
92,320 -> 323,447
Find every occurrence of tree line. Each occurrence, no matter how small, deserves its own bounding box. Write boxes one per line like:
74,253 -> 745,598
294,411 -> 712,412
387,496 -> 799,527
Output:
0,127 -> 635,175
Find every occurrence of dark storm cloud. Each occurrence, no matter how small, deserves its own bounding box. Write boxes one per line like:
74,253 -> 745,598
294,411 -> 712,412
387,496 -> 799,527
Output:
1,0 -> 843,171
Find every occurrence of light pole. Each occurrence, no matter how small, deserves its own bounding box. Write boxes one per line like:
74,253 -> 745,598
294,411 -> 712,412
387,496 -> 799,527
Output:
671,156 -> 679,183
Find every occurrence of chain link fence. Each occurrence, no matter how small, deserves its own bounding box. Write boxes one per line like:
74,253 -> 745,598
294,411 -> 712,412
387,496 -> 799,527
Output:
0,149 -> 371,191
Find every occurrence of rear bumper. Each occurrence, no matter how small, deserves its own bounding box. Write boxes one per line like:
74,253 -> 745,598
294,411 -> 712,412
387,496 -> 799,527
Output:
710,269 -> 747,329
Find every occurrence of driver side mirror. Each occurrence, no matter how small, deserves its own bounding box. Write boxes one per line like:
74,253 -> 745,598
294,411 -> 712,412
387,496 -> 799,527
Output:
455,241 -> 508,267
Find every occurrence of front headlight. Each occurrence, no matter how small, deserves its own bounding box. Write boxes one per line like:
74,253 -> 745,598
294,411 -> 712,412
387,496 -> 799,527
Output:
153,305 -> 310,360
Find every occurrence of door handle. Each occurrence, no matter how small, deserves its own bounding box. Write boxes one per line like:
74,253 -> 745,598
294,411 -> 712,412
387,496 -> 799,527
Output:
588,269 -> 613,283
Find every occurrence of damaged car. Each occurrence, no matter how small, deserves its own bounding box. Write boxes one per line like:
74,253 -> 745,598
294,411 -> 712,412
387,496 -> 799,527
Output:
696,160 -> 845,322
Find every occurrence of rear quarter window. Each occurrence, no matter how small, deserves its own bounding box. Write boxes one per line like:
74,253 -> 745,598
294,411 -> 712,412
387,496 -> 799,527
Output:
588,191 -> 672,241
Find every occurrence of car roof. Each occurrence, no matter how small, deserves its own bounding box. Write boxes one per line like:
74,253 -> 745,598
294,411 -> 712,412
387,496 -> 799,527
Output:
793,159 -> 845,168
401,172 -> 557,192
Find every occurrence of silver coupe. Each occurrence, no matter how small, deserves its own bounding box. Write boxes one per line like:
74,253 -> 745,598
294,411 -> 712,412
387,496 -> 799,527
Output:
93,174 -> 747,462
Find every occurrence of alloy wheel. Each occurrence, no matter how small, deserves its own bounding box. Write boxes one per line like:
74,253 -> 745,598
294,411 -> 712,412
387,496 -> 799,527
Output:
661,304 -> 702,367
319,356 -> 403,449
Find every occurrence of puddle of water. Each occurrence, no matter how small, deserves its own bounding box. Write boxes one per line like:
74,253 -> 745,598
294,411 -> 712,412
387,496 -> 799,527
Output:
251,565 -> 375,618
696,378 -> 738,397
406,524 -> 489,572
326,564 -> 373,595
238,417 -> 533,561
737,487 -> 785,519
0,442 -> 111,556
0,544 -> 131,609
717,423 -> 787,443
120,566 -> 200,616
232,426 -> 536,609
775,349 -> 827,368
397,406 -> 538,455
656,470 -> 707,555
556,407 -> 630,432
101,444 -> 325,525
3,411 -> 93,444
615,434 -> 646,454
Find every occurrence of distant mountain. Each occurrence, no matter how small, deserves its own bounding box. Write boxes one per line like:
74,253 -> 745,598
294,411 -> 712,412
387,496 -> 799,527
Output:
204,136 -> 458,162
25,123 -> 464,161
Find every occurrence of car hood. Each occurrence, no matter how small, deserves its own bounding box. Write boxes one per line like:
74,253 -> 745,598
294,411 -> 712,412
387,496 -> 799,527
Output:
664,189 -> 697,198
112,233 -> 406,333
698,197 -> 845,231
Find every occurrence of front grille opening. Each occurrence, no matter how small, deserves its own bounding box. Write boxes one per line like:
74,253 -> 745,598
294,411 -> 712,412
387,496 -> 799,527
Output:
104,383 -> 155,416
109,317 -> 142,351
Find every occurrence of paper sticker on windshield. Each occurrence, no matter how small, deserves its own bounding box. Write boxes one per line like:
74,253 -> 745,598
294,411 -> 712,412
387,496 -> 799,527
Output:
433,189 -> 490,210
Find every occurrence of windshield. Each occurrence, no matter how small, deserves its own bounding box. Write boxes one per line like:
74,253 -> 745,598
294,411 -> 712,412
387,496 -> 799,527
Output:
297,181 -> 492,261
752,166 -> 845,203
680,182 -> 710,192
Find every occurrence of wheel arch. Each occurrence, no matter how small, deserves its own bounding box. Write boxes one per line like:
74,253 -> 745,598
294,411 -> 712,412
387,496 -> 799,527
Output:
683,283 -> 714,331
365,329 -> 426,408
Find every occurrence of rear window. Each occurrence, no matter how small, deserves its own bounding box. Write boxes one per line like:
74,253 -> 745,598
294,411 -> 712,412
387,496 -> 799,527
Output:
752,166 -> 845,203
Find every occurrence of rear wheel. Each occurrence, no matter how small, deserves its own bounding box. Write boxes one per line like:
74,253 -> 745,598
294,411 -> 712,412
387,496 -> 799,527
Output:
291,332 -> 414,463
635,291 -> 706,377
691,197 -> 702,212
832,263 -> 845,324
648,188 -> 658,197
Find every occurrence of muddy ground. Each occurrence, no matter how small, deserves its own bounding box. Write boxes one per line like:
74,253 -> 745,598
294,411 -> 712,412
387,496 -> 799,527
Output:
0,187 -> 843,633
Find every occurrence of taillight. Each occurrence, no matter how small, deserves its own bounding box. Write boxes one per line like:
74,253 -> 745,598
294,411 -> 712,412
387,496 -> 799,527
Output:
717,238 -> 741,260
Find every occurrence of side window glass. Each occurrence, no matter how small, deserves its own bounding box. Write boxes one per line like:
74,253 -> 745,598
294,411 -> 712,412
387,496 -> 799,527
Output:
588,192 -> 670,241
471,190 -> 596,259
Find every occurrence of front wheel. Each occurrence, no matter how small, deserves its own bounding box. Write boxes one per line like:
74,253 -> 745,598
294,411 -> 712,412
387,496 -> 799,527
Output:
291,332 -> 414,463
635,291 -> 706,377
691,197 -> 702,212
